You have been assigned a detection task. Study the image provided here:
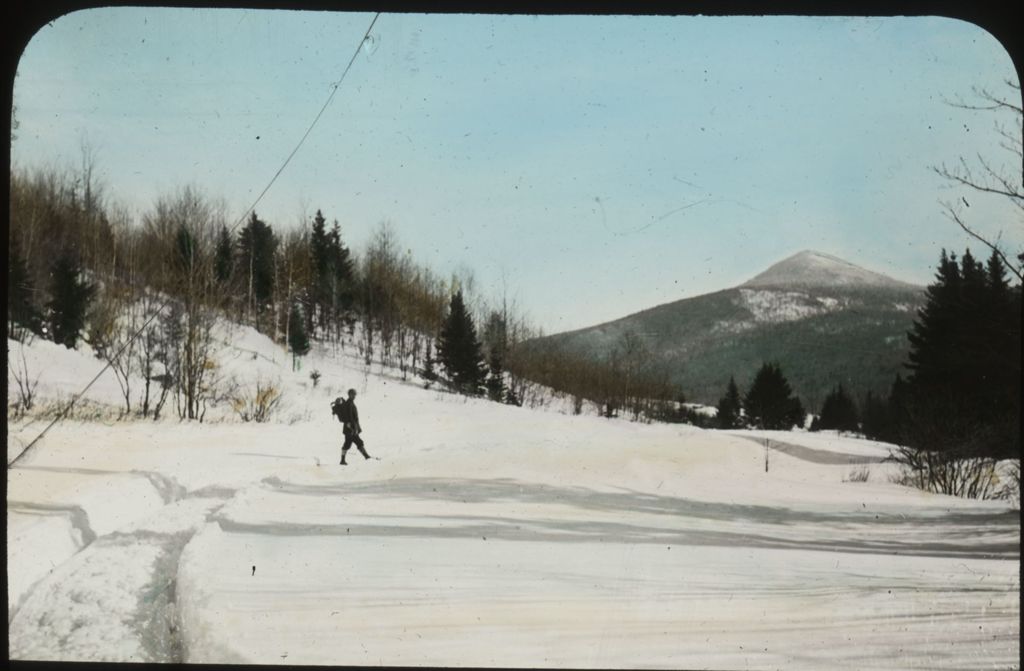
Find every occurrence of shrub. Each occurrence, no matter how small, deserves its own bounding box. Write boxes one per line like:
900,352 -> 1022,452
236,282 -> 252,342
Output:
843,466 -> 871,483
231,377 -> 283,423
887,444 -> 1002,500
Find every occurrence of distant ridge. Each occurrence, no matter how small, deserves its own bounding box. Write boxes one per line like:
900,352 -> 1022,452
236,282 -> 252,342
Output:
742,250 -> 916,290
533,250 -> 927,406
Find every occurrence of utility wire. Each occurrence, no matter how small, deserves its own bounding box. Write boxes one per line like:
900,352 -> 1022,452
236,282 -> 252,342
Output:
230,12 -> 380,234
8,12 -> 382,469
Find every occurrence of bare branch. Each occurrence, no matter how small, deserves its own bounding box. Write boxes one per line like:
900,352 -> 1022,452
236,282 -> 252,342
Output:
931,163 -> 1024,205
943,85 -> 1024,115
939,202 -> 1023,282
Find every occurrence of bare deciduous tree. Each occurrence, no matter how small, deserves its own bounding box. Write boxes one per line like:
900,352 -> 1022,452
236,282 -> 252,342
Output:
8,341 -> 41,417
932,80 -> 1023,281
142,186 -> 227,421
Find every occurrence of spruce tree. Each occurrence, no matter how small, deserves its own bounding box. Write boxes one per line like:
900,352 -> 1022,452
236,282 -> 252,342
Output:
214,225 -> 234,285
237,212 -> 277,315
328,220 -> 355,316
715,376 -> 743,429
485,348 -> 507,402
47,253 -> 95,349
905,250 -> 962,394
437,290 -> 486,396
903,248 -> 1020,458
860,391 -> 888,441
421,342 -> 439,388
743,362 -> 804,430
817,384 -> 859,433
287,302 -> 310,358
310,210 -> 330,326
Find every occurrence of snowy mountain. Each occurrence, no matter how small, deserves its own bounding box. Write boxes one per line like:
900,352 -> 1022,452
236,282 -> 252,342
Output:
538,250 -> 926,407
6,314 -> 1019,666
743,249 -> 918,289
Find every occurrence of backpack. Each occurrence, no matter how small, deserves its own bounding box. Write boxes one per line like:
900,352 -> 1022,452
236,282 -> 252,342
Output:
331,398 -> 352,423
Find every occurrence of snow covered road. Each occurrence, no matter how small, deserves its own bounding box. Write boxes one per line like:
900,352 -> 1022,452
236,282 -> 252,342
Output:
179,471 -> 1018,668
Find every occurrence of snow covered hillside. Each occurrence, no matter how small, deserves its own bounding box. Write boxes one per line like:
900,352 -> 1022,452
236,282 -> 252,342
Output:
6,325 -> 1020,668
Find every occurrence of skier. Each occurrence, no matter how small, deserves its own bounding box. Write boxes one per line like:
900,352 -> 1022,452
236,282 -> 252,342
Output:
333,388 -> 371,465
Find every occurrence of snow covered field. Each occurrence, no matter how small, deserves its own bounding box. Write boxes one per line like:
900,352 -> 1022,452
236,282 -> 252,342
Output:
6,327 -> 1020,668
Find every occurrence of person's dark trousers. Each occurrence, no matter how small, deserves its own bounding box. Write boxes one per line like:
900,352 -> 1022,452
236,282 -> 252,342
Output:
341,432 -> 369,462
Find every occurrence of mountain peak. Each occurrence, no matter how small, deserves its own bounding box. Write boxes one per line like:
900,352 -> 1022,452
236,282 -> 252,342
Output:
741,250 -> 912,289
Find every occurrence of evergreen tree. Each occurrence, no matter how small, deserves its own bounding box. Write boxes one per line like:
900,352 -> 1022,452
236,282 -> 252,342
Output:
902,248 -> 1021,458
905,249 -> 962,393
485,348 -> 507,402
421,342 -> 439,388
174,224 -> 200,277
327,219 -> 355,317
860,391 -> 888,441
816,384 -> 860,432
214,225 -> 234,285
47,253 -> 95,349
505,387 -> 522,407
309,210 -> 330,327
310,213 -> 355,333
287,302 -> 310,359
743,362 -> 804,430
237,212 -> 277,316
8,236 -> 42,338
437,290 -> 487,396
715,376 -> 743,429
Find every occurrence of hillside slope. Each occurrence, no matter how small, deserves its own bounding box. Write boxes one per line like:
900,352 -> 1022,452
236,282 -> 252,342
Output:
539,250 -> 925,406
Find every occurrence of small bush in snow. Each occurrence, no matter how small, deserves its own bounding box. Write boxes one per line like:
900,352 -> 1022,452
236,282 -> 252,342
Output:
231,378 -> 283,423
887,445 -> 1004,500
843,466 -> 871,483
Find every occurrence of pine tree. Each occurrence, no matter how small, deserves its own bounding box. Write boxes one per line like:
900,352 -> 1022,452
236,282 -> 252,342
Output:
902,248 -> 1021,458
174,224 -> 199,276
287,302 -> 311,359
905,249 -> 962,393
328,220 -> 355,317
214,225 -> 234,285
485,348 -> 507,402
743,362 -> 804,430
47,253 -> 95,349
421,342 -> 439,388
715,376 -> 743,429
310,210 -> 330,327
860,391 -> 887,441
310,214 -> 355,334
816,384 -> 859,433
437,290 -> 486,396
8,236 -> 42,338
237,212 -> 277,317
505,387 -> 522,407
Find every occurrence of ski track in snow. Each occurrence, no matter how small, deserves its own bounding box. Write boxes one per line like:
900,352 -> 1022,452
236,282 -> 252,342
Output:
7,465 -> 235,662
6,328 -> 1020,668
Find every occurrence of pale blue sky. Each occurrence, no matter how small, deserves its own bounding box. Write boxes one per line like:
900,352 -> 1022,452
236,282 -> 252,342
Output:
11,9 -> 1022,332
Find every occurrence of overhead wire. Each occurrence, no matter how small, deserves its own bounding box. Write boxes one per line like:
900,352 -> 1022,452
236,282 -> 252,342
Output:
8,12 -> 382,468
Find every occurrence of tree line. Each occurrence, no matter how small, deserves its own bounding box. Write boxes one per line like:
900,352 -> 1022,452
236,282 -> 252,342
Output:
7,162 -> 553,419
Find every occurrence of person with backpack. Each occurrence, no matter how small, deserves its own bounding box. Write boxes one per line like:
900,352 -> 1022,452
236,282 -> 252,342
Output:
332,388 -> 371,465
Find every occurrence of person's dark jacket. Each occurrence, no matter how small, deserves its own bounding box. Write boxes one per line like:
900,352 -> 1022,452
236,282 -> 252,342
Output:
341,399 -> 361,435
